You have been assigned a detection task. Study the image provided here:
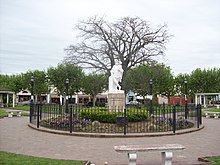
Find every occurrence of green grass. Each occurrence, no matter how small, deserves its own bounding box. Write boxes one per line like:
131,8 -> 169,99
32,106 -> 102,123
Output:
0,109 -> 29,117
203,108 -> 220,118
12,105 -> 30,111
20,111 -> 30,116
0,151 -> 85,165
0,109 -> 8,118
207,156 -> 220,165
205,108 -> 220,112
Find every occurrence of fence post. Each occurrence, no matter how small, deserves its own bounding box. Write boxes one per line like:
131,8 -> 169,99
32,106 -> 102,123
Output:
37,104 -> 40,128
149,79 -> 153,115
70,105 -> 73,133
30,76 -> 34,123
184,80 -> 188,119
40,103 -> 42,120
59,105 -> 62,114
30,101 -> 33,123
185,103 -> 188,119
162,102 -> 165,118
173,105 -> 176,134
199,104 -> 202,125
196,104 -> 199,128
65,78 -> 69,114
124,108 -> 127,135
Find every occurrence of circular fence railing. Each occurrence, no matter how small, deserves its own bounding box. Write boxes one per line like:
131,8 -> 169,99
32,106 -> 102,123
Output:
30,103 -> 202,135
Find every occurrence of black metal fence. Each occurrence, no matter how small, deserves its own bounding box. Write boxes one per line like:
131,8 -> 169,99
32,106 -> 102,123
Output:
30,103 -> 202,135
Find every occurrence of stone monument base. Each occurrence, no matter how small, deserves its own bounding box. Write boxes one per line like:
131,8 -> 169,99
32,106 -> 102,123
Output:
108,91 -> 125,112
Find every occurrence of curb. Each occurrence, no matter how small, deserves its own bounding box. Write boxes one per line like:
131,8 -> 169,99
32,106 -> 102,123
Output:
198,157 -> 214,164
28,123 -> 204,138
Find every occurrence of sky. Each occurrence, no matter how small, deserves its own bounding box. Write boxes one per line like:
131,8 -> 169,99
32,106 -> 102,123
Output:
0,0 -> 220,76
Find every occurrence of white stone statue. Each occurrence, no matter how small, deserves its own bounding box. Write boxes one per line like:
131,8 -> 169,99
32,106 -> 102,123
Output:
108,64 -> 123,92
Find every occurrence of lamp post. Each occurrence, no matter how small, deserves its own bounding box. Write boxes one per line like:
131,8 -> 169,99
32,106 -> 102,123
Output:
184,80 -> 188,119
45,76 -> 50,104
30,76 -> 34,123
149,79 -> 153,115
65,78 -> 69,114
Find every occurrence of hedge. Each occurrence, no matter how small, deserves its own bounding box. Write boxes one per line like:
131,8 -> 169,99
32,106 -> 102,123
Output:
80,109 -> 148,123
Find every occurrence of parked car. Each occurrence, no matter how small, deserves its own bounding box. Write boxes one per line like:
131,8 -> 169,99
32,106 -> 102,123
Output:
126,100 -> 142,107
82,102 -> 93,107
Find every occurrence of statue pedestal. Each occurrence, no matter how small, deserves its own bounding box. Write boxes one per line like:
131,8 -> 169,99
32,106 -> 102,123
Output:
108,90 -> 125,112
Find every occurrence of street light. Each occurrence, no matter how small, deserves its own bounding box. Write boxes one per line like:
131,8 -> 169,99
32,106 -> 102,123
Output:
149,79 -> 153,115
31,76 -> 34,96
184,79 -> 188,119
65,78 -> 69,114
30,76 -> 34,123
45,76 -> 50,104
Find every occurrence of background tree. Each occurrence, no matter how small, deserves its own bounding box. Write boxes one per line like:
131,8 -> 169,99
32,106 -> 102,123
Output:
47,63 -> 84,96
124,63 -> 174,100
152,63 -> 174,97
174,73 -> 189,96
82,73 -> 108,106
65,16 -> 170,88
189,68 -> 220,95
8,74 -> 24,94
0,74 -> 11,89
0,74 -> 23,94
124,64 -> 151,97
22,70 -> 48,102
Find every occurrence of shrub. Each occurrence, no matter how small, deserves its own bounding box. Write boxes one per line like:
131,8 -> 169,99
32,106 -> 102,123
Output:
80,109 -> 148,123
80,111 -> 119,123
92,121 -> 101,127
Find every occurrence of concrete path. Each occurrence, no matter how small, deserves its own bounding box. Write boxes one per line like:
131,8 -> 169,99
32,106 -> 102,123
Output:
0,116 -> 220,165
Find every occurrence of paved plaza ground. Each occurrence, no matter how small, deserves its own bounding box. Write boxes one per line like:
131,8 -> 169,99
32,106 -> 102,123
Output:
0,115 -> 220,165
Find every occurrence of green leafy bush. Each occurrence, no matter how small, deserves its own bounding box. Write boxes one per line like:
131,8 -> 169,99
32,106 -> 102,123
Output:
80,109 -> 148,123
80,111 -> 119,123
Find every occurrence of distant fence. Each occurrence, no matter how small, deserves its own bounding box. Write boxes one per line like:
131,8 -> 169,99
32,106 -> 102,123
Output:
30,103 -> 202,135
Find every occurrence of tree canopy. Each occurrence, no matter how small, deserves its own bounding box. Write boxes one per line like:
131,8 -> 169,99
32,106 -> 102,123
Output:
1,63 -> 219,102
47,63 -> 84,95
124,63 -> 174,97
22,70 -> 48,96
189,68 -> 220,94
83,73 -> 108,106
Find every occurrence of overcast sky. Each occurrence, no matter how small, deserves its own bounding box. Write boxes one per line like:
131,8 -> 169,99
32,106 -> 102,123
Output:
0,0 -> 220,76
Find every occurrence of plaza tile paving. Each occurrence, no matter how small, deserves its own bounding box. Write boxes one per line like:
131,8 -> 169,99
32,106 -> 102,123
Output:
0,116 -> 220,165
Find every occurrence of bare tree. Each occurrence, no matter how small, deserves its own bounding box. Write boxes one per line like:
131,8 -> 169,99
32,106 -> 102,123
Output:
65,16 -> 170,86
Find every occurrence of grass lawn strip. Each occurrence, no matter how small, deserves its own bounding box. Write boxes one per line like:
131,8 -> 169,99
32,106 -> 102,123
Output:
203,108 -> 220,118
207,155 -> 220,164
205,108 -> 220,112
0,109 -> 8,118
0,151 -> 85,165
0,109 -> 29,117
12,105 -> 30,111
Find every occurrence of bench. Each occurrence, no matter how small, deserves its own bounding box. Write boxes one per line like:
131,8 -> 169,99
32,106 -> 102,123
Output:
205,112 -> 220,119
8,110 -> 22,117
114,144 -> 185,165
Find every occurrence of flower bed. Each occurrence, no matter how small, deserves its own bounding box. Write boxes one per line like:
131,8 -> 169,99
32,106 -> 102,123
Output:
40,114 -> 194,133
